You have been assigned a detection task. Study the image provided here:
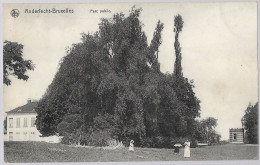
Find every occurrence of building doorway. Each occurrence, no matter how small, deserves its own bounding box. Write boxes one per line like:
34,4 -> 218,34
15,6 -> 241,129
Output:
233,133 -> 237,141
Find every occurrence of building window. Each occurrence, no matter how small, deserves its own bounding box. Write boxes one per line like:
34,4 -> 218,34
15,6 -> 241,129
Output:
9,118 -> 13,128
234,133 -> 237,140
24,132 -> 27,138
31,132 -> 35,135
9,132 -> 13,141
15,132 -> 20,140
24,118 -> 27,127
16,118 -> 20,128
31,118 -> 36,127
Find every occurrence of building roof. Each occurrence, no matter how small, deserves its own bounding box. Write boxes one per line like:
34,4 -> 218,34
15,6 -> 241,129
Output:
229,128 -> 244,131
6,101 -> 38,114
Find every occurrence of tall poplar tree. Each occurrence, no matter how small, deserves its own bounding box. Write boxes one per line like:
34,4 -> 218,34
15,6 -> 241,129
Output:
172,14 -> 200,138
173,14 -> 184,77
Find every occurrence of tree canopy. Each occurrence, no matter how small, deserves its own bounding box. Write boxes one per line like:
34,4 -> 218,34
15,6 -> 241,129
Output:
199,117 -> 220,144
35,8 -> 201,147
3,41 -> 35,86
4,117 -> 7,131
242,102 -> 258,144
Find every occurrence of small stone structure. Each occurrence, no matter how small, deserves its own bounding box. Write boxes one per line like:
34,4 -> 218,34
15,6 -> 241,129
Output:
229,128 -> 244,143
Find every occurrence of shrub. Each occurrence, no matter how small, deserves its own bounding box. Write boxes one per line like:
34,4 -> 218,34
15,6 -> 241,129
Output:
140,137 -> 153,147
83,129 -> 113,146
190,138 -> 198,148
61,132 -> 80,145
153,136 -> 164,148
57,114 -> 83,136
218,140 -> 229,145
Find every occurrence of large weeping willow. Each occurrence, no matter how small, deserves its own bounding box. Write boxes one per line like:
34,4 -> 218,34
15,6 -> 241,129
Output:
35,7 -> 200,147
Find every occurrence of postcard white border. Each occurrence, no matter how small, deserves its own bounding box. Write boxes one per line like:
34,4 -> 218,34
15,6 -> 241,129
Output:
0,0 -> 259,165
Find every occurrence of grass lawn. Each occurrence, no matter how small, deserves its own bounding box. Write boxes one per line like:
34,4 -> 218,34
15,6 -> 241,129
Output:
4,141 -> 259,162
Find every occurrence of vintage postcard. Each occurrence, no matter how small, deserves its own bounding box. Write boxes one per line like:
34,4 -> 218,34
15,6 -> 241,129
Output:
1,1 -> 259,164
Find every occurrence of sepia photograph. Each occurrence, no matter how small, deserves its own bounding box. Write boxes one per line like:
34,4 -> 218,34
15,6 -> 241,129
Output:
1,1 -> 259,164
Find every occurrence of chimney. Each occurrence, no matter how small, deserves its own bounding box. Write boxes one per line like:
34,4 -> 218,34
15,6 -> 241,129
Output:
27,99 -> 32,104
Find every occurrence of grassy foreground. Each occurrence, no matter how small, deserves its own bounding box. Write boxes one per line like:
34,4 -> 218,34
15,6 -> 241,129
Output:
4,141 -> 259,162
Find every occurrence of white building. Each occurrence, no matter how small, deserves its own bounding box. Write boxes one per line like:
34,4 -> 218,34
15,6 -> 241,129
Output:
6,99 -> 61,143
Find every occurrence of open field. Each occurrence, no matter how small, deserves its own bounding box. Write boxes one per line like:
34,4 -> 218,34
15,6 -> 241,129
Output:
4,142 -> 259,162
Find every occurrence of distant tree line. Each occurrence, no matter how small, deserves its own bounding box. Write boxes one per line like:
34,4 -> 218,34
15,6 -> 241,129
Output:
242,102 -> 258,144
35,7 -> 219,148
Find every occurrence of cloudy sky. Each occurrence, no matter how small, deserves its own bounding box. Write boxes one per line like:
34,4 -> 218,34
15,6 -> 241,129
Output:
3,2 -> 258,140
